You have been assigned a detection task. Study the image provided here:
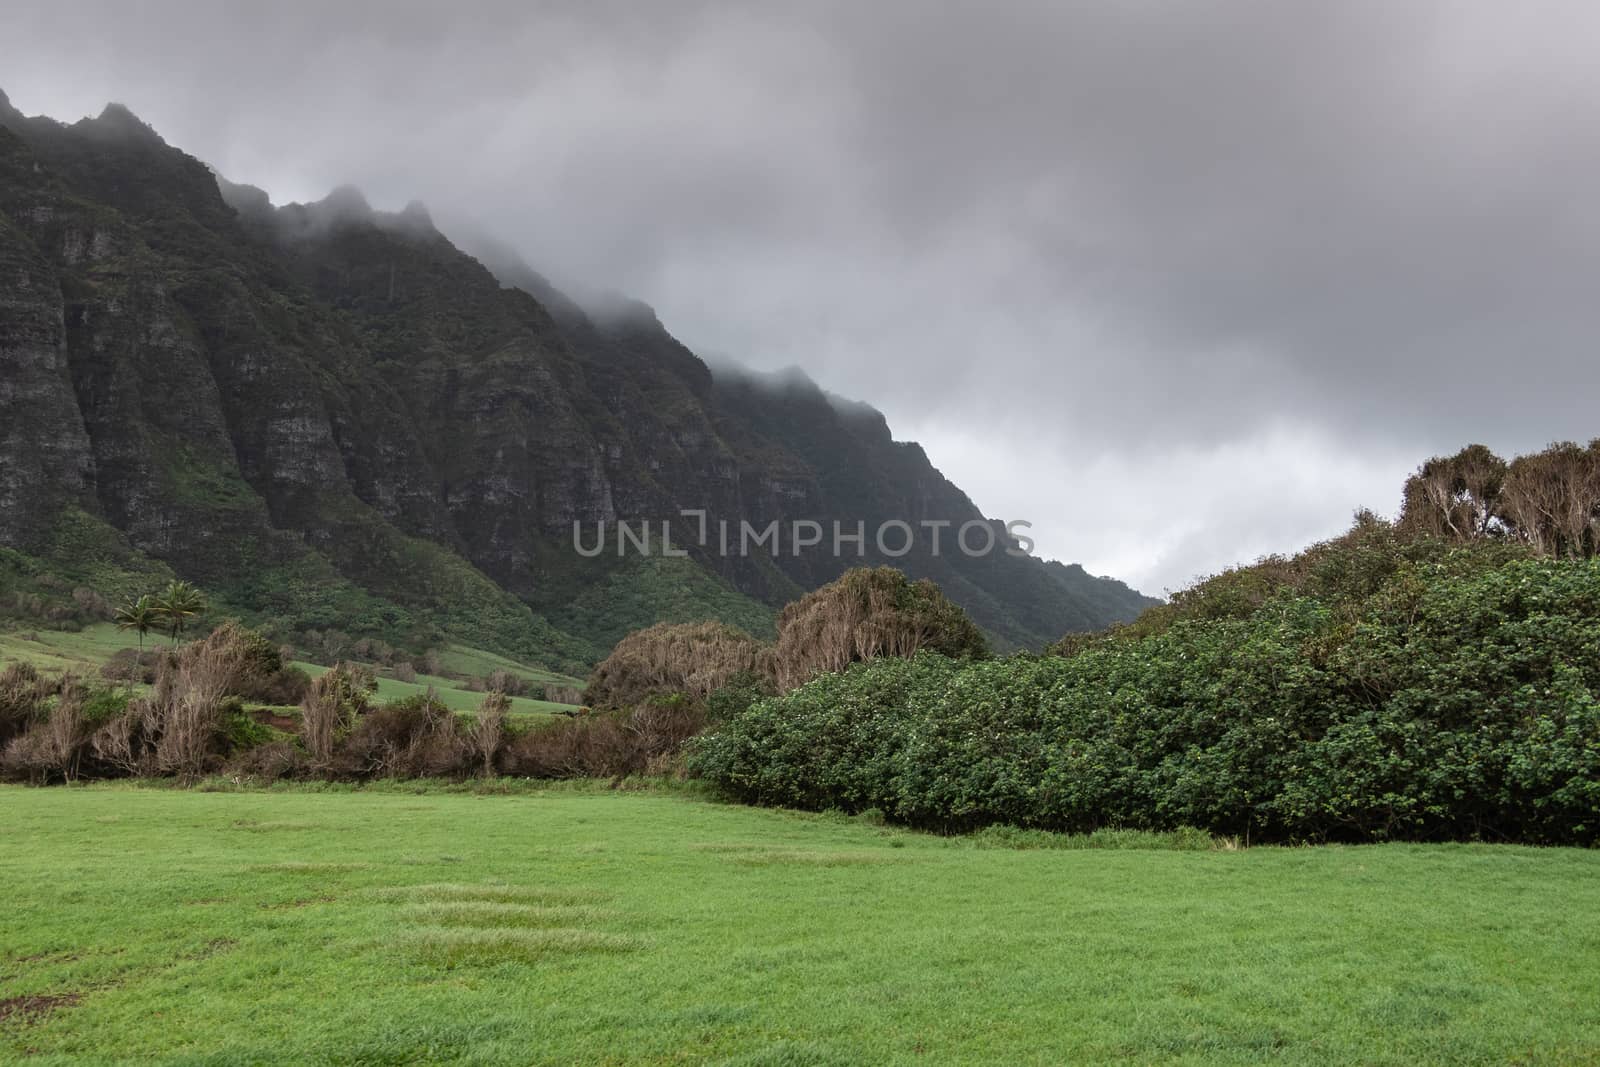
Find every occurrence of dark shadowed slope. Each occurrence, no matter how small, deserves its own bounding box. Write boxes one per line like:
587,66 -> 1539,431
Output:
0,93 -> 1155,664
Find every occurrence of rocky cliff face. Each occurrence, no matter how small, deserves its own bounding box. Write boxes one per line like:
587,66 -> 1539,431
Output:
0,94 -> 1157,663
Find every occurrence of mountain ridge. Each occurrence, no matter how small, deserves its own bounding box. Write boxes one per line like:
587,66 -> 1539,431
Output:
0,94 -> 1157,667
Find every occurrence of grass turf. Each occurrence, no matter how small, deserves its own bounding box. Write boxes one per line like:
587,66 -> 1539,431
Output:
1,787 -> 1597,1064
0,625 -> 147,675
291,662 -> 574,720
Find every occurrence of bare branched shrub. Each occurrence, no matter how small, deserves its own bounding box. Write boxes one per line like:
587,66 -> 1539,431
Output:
471,691 -> 510,777
153,629 -> 251,777
585,621 -> 773,710
300,662 -> 376,772
1400,440 -> 1600,560
44,677 -> 90,782
1,676 -> 89,783
89,707 -> 156,778
485,669 -> 525,697
504,700 -> 704,780
772,567 -> 988,690
226,739 -> 303,782
392,661 -> 417,684
336,692 -> 469,779
504,714 -> 631,779
625,699 -> 706,760
0,662 -> 51,748
100,648 -> 160,687
545,684 -> 583,706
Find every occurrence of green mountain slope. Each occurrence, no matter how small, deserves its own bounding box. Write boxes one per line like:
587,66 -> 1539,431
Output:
0,91 -> 1156,665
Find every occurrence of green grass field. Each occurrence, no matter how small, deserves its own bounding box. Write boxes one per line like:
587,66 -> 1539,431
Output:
433,644 -> 584,691
2,786 -> 1596,1065
291,662 -> 577,720
0,625 -> 149,676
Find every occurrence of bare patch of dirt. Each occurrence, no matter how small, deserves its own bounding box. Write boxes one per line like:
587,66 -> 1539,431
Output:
0,993 -> 81,1026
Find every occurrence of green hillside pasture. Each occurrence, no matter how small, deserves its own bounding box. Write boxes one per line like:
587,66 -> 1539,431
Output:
1,786 -> 1596,1065
293,663 -> 574,720
0,623 -> 144,676
434,643 -> 586,691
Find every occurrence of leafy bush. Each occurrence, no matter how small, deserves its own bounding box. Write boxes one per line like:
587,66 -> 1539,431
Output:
223,700 -> 280,751
703,670 -> 776,725
693,557 -> 1600,844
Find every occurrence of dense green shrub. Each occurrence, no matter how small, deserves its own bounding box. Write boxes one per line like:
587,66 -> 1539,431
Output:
692,557 -> 1600,844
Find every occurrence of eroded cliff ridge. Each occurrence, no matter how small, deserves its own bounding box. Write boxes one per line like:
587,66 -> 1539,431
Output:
0,92 -> 1155,667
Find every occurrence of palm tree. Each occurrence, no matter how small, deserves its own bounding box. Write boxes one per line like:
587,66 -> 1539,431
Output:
153,580 -> 207,646
115,595 -> 159,651
114,594 -> 160,689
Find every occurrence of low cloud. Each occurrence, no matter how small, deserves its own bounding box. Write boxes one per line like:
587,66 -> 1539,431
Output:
4,0 -> 1596,589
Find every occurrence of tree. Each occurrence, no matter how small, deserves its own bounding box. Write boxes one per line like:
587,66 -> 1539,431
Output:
153,580 -> 207,646
115,594 -> 160,656
1499,441 -> 1600,559
471,690 -> 510,777
1399,444 -> 1507,542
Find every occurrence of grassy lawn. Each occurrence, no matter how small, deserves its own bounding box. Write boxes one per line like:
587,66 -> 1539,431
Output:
0,625 -> 148,676
291,662 -> 575,720
434,644 -> 585,690
1,786 -> 1596,1065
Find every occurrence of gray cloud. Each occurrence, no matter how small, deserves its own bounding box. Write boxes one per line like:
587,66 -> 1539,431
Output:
4,0 -> 1597,592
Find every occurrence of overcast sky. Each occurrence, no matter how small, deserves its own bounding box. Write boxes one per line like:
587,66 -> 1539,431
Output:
5,1 -> 1597,595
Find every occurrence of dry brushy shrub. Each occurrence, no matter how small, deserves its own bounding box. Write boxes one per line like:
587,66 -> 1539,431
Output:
300,663 -> 376,772
392,661 -> 418,684
152,627 -> 252,777
470,691 -> 510,776
226,739 -> 304,782
506,714 -> 630,778
101,648 -> 161,686
0,662 -> 52,748
68,622 -> 301,781
1,675 -> 91,783
43,678 -> 90,781
89,708 -> 157,778
485,669 -> 526,697
504,700 -> 704,779
335,693 -> 469,779
239,663 -> 312,706
545,684 -> 583,706
772,567 -> 988,691
585,622 -> 773,711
